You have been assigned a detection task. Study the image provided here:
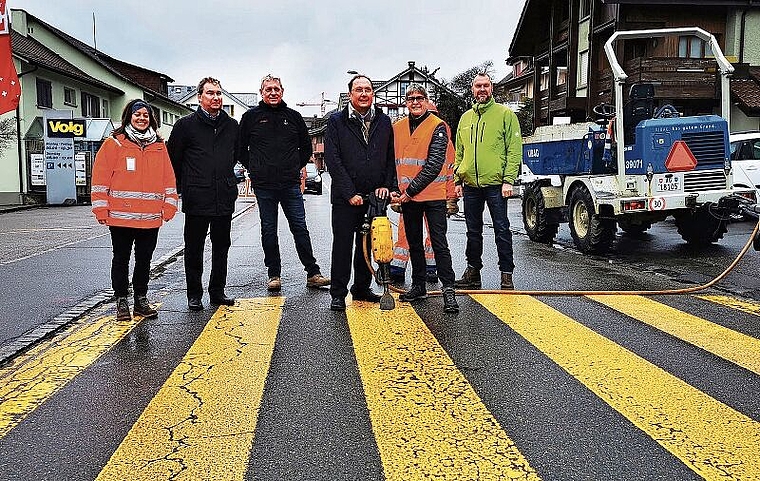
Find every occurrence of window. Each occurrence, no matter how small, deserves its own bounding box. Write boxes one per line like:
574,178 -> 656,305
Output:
81,92 -> 101,117
222,104 -> 234,117
64,87 -> 77,106
556,66 -> 568,86
36,78 -> 53,108
540,66 -> 550,91
152,106 -> 161,127
678,36 -> 713,59
102,99 -> 110,118
578,50 -> 589,87
579,0 -> 590,18
399,81 -> 409,97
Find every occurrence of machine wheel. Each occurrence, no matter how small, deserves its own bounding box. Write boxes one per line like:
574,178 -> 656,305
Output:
568,186 -> 616,253
674,206 -> 728,246
522,183 -> 559,244
618,219 -> 651,236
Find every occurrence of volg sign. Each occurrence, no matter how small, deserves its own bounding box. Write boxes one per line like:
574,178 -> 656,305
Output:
46,119 -> 87,138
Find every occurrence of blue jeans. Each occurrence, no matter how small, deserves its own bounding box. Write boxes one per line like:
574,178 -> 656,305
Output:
254,185 -> 320,278
462,184 -> 514,273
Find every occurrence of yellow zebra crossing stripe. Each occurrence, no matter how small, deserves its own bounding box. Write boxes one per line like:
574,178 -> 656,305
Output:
96,298 -> 283,481
473,294 -> 760,481
0,306 -> 147,438
698,294 -> 760,316
589,294 -> 760,375
346,299 -> 540,481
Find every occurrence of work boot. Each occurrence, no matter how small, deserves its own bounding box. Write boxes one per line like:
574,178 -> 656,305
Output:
116,297 -> 131,321
454,266 -> 481,289
306,273 -> 331,288
399,284 -> 427,302
501,272 -> 515,290
267,276 -> 282,291
133,295 -> 158,318
426,269 -> 439,284
442,287 -> 459,313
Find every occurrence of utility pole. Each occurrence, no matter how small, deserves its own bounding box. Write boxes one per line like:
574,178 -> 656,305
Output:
297,92 -> 336,117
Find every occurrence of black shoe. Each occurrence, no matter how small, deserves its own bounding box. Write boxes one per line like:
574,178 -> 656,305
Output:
330,297 -> 346,311
351,290 -> 382,302
133,295 -> 158,318
116,297 -> 131,321
210,294 -> 235,305
399,284 -> 427,302
442,287 -> 459,313
188,297 -> 204,311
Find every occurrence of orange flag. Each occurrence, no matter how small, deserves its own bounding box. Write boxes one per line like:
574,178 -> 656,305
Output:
0,0 -> 21,115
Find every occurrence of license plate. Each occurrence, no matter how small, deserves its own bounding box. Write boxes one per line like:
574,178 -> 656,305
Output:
656,175 -> 681,192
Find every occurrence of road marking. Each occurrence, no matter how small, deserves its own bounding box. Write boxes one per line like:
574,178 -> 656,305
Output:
0,305 -> 146,438
697,294 -> 760,316
346,300 -> 540,481
473,294 -> 760,481
96,298 -> 282,481
589,294 -> 760,375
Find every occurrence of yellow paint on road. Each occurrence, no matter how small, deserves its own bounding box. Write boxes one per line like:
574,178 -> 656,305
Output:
346,300 -> 540,481
589,294 -> 760,376
474,294 -> 760,481
0,305 -> 150,438
698,294 -> 760,316
96,298 -> 282,481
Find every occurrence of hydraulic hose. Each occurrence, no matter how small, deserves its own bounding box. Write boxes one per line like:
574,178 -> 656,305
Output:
363,219 -> 760,298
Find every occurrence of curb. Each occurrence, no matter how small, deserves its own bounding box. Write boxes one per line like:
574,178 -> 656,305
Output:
0,201 -> 256,367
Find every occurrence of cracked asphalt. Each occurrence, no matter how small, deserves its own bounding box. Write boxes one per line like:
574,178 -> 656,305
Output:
1,174 -> 760,480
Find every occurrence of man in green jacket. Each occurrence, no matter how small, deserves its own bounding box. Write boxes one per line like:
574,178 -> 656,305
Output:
453,73 -> 522,290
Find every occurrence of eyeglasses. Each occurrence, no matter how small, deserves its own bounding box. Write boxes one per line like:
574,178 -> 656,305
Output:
352,87 -> 373,94
406,96 -> 426,103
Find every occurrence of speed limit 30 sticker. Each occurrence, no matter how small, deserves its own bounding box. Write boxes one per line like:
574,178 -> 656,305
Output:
649,197 -> 666,211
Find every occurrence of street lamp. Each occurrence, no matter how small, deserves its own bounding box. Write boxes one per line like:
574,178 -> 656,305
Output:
347,70 -> 359,75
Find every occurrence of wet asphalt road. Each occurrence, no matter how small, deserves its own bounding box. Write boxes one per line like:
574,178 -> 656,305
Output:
1,174 -> 759,480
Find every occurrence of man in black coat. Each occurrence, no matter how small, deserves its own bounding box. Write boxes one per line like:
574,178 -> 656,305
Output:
324,74 -> 397,311
167,77 -> 238,311
236,75 -> 330,292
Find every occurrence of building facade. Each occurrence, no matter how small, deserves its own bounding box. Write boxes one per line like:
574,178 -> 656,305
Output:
502,0 -> 760,132
0,9 -> 192,205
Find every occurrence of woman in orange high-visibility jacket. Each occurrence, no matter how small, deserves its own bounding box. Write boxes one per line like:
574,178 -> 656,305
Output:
91,99 -> 178,322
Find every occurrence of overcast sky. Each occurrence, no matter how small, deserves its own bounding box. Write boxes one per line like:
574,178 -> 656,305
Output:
14,0 -> 525,116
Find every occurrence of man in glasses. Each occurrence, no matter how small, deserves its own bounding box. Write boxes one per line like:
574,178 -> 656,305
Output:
237,75 -> 330,292
324,74 -> 397,311
391,85 -> 458,313
453,72 -> 523,290
168,77 -> 239,311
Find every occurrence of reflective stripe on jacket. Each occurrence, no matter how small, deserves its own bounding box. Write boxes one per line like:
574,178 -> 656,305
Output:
393,115 -> 447,202
91,134 -> 178,228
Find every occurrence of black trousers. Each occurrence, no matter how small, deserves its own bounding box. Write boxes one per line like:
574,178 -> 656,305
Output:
183,214 -> 232,299
402,200 -> 455,288
109,226 -> 159,297
330,203 -> 372,299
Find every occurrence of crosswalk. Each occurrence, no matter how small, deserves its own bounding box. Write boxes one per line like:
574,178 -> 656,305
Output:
1,292 -> 759,480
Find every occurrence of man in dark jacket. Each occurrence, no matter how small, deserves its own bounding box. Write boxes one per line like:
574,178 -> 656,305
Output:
236,75 -> 330,292
324,74 -> 397,311
167,77 -> 238,311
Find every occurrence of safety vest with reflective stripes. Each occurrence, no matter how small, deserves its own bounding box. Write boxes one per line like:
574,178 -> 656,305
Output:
91,134 -> 178,229
391,214 -> 436,271
393,115 -> 448,202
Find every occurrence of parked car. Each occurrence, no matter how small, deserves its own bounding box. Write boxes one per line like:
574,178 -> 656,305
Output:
233,162 -> 247,183
304,163 -> 322,195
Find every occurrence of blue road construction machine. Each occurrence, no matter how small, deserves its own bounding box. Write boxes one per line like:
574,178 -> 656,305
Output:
520,27 -> 755,253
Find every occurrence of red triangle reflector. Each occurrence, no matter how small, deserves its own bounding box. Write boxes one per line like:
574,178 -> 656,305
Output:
665,140 -> 698,172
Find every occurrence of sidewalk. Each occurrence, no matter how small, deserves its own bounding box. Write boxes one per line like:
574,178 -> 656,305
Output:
0,197 -> 256,365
